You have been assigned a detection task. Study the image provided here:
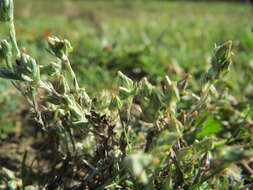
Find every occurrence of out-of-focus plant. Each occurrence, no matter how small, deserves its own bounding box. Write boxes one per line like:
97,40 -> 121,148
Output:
0,1 -> 253,189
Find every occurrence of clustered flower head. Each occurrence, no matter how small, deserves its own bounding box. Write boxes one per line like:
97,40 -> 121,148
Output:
204,40 -> 234,83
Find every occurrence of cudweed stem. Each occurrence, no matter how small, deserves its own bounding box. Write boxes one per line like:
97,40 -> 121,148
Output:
47,36 -> 80,90
187,41 -> 233,119
189,82 -> 212,115
8,20 -> 20,57
0,0 -> 20,57
0,39 -> 12,69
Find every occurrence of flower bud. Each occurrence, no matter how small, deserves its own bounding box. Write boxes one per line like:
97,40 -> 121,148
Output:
47,36 -> 73,59
162,76 -> 180,115
140,89 -> 163,123
212,40 -> 232,69
139,77 -> 153,98
53,74 -> 70,95
109,95 -> 122,110
118,71 -> 137,100
118,71 -> 134,89
31,57 -> 40,84
0,39 -> 11,59
14,53 -> 40,82
168,116 -> 183,133
177,74 -> 192,92
93,90 -> 111,111
0,0 -> 13,22
164,76 -> 180,103
40,62 -> 61,75
77,88 -> 91,108
125,153 -> 153,184
15,53 -> 32,74
204,41 -> 234,83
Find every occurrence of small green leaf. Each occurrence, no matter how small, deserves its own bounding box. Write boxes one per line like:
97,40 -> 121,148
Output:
196,117 -> 221,137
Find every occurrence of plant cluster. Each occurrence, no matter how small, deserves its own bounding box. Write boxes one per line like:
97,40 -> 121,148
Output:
0,0 -> 253,190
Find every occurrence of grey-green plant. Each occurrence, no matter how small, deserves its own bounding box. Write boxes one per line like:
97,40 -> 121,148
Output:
0,0 -> 252,189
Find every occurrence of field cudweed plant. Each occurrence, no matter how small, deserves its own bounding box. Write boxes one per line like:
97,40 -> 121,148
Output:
0,0 -> 253,190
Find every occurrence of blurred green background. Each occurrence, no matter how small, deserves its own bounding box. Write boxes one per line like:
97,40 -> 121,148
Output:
0,0 -> 253,137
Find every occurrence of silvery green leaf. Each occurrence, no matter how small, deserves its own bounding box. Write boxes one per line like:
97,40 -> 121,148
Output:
40,62 -> 61,75
77,88 -> 91,107
118,71 -> 134,89
45,94 -> 63,105
7,180 -> 17,190
168,116 -> 184,133
69,104 -> 83,120
155,131 -> 181,150
163,76 -> 180,106
93,90 -> 111,110
140,89 -> 163,123
2,167 -> 15,179
138,77 -> 153,98
119,86 -> 137,100
73,119 -> 88,124
109,95 -> 123,110
62,95 -> 75,106
0,66 -> 22,80
125,153 -> 153,184
20,73 -> 33,82
31,58 -> 40,83
54,74 -> 70,95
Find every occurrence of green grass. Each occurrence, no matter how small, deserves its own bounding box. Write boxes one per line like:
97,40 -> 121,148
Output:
10,1 -> 253,95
